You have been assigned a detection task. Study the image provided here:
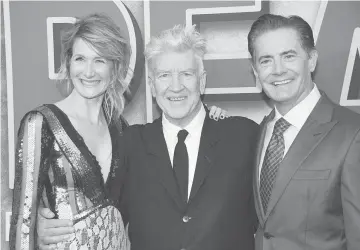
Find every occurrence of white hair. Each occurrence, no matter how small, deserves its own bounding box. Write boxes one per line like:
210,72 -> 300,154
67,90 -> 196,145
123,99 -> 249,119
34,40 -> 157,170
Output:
144,25 -> 207,73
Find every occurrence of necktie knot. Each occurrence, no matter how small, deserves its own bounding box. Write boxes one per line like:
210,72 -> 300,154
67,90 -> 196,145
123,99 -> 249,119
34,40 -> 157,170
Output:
177,129 -> 188,143
273,118 -> 291,136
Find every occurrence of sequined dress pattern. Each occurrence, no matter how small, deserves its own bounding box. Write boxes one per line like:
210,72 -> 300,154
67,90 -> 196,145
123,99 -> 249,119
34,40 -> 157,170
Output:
10,104 -> 129,250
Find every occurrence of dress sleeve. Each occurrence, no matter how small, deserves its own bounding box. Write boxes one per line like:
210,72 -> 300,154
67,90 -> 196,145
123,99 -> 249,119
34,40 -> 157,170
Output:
10,112 -> 48,250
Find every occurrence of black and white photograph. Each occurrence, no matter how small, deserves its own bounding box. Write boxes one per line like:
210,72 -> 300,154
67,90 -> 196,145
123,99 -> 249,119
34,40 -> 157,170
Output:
1,0 -> 360,249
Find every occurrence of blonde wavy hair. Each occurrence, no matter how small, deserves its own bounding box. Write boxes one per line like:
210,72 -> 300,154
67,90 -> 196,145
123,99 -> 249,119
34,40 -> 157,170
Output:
58,13 -> 131,123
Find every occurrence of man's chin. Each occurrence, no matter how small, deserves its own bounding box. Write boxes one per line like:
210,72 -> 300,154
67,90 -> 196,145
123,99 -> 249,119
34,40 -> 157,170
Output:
264,89 -> 294,102
165,113 -> 187,120
163,109 -> 190,121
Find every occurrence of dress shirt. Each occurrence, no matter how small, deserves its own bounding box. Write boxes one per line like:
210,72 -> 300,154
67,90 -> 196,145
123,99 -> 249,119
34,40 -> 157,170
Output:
258,84 -> 321,181
162,105 -> 206,198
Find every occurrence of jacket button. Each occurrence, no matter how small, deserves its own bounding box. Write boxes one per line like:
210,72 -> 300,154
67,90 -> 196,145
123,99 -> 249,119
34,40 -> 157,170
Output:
182,215 -> 191,223
264,232 -> 274,239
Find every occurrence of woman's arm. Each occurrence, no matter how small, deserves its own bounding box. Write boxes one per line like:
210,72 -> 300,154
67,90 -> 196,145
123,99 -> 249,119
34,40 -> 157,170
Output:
10,112 -> 46,250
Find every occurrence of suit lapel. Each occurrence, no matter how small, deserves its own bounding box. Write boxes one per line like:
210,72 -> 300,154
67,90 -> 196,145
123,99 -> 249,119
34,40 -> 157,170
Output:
264,95 -> 338,222
254,111 -> 274,227
143,118 -> 186,211
189,115 -> 220,201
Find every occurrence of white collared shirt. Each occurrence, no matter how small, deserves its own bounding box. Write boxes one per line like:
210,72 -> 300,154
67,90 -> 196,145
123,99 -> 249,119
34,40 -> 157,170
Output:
258,84 -> 321,181
162,105 -> 206,199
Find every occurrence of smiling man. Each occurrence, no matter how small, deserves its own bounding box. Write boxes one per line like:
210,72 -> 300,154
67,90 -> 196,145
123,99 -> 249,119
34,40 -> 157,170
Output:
148,49 -> 206,128
115,24 -> 258,250
249,14 -> 360,250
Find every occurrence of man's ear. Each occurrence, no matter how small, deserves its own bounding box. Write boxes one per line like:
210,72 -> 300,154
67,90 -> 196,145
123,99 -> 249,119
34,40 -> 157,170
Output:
147,62 -> 157,97
308,49 -> 318,73
251,62 -> 259,78
199,71 -> 207,95
147,75 -> 156,97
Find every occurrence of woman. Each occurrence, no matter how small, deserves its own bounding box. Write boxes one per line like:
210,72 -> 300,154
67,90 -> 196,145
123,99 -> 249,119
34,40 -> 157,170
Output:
10,13 -> 131,250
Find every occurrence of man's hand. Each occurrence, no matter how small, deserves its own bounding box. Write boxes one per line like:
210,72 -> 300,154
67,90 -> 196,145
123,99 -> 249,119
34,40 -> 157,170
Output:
37,208 -> 74,250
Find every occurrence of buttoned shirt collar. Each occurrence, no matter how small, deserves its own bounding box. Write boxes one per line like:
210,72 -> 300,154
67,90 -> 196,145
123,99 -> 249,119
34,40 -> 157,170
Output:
273,83 -> 321,128
162,105 -> 206,137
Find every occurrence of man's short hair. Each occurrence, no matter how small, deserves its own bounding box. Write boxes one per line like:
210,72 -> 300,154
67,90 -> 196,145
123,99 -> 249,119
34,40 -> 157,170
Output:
248,14 -> 315,59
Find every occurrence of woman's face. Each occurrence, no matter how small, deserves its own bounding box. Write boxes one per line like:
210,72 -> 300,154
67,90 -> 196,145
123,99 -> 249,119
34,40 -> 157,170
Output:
69,38 -> 113,100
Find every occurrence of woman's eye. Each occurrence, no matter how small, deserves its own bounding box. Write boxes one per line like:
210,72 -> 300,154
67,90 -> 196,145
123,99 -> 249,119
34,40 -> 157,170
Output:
74,57 -> 84,61
96,59 -> 106,64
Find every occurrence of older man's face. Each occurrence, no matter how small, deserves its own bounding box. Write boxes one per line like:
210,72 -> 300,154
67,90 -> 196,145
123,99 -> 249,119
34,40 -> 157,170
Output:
252,28 -> 318,114
149,50 -> 206,127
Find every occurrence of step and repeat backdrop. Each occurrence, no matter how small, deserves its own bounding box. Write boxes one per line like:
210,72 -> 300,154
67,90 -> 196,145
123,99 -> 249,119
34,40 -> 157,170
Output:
2,1 -> 360,248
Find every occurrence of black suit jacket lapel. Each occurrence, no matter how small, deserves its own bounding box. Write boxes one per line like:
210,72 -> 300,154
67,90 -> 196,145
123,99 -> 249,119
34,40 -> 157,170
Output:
143,117 -> 185,211
189,115 -> 221,201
